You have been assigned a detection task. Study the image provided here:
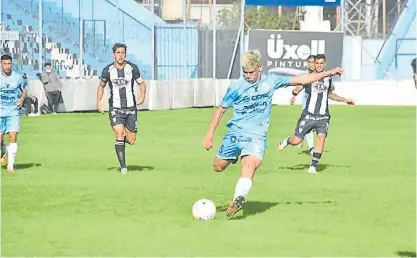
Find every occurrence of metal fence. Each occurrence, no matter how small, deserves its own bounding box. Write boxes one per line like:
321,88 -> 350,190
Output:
0,0 -> 414,81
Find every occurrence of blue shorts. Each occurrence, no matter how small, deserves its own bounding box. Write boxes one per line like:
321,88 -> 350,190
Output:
216,130 -> 266,161
1,116 -> 20,134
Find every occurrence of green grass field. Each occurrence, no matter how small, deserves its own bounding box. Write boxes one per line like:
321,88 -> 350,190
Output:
1,105 -> 416,257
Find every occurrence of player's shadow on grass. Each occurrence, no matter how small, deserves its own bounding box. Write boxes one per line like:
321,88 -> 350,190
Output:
278,163 -> 351,172
14,163 -> 42,170
395,251 -> 416,257
107,165 -> 154,172
218,201 -> 278,220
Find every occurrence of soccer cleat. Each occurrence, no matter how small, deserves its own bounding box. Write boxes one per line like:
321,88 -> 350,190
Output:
309,147 -> 315,156
7,168 -> 15,173
226,196 -> 246,218
120,167 -> 128,174
1,153 -> 7,167
297,141 -> 304,149
277,139 -> 288,151
308,166 -> 318,174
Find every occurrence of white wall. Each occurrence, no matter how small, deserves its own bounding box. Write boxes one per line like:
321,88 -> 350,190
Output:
27,78 -> 417,114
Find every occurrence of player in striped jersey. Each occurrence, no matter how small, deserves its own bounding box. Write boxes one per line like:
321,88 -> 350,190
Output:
290,55 -> 316,155
97,43 -> 147,174
278,54 -> 355,173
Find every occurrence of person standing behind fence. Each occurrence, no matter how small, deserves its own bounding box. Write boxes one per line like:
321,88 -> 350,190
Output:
41,62 -> 63,114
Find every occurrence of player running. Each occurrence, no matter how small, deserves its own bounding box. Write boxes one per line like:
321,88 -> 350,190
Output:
96,43 -> 147,174
290,54 -> 316,154
1,54 -> 27,172
201,50 -> 344,217
277,54 -> 355,174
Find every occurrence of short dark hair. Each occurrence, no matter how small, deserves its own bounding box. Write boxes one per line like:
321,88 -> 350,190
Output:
45,62 -> 51,67
315,54 -> 326,61
1,54 -> 12,61
112,43 -> 127,53
307,55 -> 316,60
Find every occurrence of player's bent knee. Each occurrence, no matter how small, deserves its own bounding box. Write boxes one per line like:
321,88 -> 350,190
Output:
8,132 -> 18,143
127,138 -> 136,145
317,134 -> 326,141
213,163 -> 225,172
291,136 -> 303,145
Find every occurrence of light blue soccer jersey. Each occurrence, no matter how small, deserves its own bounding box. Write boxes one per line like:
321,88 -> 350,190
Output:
1,72 -> 26,117
220,73 -> 291,138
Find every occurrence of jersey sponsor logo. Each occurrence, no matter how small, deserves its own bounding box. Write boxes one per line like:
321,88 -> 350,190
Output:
112,77 -> 129,88
243,93 -> 269,102
242,93 -> 269,111
312,81 -> 330,93
230,136 -> 252,144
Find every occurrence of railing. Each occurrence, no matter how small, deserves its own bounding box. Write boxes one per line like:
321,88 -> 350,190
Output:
395,37 -> 416,69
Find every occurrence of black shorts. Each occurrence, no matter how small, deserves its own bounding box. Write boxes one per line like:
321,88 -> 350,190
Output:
294,112 -> 330,139
109,107 -> 138,133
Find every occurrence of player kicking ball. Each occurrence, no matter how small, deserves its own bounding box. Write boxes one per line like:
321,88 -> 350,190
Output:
1,54 -> 27,172
97,43 -> 147,174
277,54 -> 355,174
202,50 -> 344,217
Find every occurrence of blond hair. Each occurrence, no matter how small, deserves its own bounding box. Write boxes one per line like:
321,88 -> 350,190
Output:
241,50 -> 261,70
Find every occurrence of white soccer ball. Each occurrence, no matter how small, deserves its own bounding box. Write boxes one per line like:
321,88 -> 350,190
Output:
192,199 -> 216,221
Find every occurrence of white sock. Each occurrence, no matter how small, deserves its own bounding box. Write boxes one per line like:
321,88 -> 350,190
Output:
305,132 -> 314,149
233,177 -> 253,201
7,143 -> 17,170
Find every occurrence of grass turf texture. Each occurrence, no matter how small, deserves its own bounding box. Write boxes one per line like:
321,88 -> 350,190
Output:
1,106 -> 415,256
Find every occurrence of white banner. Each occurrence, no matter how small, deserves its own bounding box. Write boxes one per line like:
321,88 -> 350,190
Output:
26,78 -> 417,114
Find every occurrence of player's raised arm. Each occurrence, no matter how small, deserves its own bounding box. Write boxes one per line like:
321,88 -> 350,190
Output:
290,67 -> 344,86
202,85 -> 237,150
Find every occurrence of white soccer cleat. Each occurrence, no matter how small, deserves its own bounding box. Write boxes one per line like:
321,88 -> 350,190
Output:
277,138 -> 289,151
297,141 -> 303,149
309,147 -> 315,156
308,166 -> 318,174
120,167 -> 128,174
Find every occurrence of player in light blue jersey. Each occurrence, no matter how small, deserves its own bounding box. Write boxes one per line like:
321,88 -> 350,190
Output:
202,50 -> 344,217
290,55 -> 316,154
1,55 -> 27,173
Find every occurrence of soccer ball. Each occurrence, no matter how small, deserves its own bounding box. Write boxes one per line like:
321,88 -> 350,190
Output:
192,199 -> 216,220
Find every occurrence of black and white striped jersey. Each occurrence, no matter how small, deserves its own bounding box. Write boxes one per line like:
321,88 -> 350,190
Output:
303,77 -> 334,117
101,61 -> 142,109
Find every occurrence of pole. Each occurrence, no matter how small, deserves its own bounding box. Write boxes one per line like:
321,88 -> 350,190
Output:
340,0 -> 344,33
212,0 -> 216,79
61,0 -> 64,33
39,0 -> 43,73
227,21 -> 242,79
209,0 -> 213,23
187,0 -> 191,21
151,0 -> 155,80
239,0 -> 245,77
397,0 -> 401,15
79,0 -> 83,78
116,0 -> 120,40
382,0 -> 386,38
